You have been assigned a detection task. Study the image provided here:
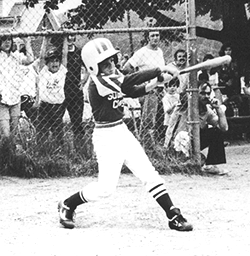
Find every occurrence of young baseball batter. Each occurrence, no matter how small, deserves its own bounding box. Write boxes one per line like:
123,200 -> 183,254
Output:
58,38 -> 193,232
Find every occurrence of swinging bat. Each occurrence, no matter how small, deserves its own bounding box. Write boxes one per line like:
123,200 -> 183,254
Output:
179,55 -> 232,75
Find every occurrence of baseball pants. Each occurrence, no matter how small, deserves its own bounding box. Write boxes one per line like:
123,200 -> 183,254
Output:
80,122 -> 165,202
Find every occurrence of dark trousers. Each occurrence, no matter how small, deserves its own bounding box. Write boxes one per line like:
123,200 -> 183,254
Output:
63,92 -> 84,137
154,99 -> 165,143
21,95 -> 37,125
200,127 -> 226,165
37,101 -> 65,145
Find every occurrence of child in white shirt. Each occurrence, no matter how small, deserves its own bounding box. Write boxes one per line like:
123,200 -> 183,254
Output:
36,36 -> 68,147
162,77 -> 180,134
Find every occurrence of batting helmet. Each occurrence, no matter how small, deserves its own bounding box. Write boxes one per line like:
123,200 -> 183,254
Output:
81,38 -> 119,75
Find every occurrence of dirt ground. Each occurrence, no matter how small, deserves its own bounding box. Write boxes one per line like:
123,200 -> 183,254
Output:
1,144 -> 250,256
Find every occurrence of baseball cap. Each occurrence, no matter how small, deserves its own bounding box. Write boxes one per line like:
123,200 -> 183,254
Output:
45,48 -> 61,62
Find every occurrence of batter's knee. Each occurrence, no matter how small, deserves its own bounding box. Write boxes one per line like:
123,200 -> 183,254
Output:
81,182 -> 116,202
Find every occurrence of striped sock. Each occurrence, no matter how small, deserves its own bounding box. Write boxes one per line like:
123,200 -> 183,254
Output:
64,192 -> 87,210
149,183 -> 174,219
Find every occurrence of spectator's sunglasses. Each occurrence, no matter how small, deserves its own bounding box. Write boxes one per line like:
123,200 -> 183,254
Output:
200,91 -> 211,96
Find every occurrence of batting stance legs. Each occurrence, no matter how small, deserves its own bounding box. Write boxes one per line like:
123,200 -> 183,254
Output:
58,123 -> 193,231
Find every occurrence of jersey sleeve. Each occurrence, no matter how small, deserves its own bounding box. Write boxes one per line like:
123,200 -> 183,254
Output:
121,68 -> 161,98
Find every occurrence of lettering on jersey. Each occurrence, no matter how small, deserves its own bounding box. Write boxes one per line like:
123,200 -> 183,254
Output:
107,92 -> 124,109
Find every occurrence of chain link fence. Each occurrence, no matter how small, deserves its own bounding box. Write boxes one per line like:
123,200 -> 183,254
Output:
0,0 -> 213,177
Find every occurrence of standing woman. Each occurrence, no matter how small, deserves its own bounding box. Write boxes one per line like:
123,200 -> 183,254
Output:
218,42 -> 240,98
0,30 -> 34,148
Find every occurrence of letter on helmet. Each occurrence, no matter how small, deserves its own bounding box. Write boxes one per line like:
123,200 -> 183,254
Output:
81,38 -> 119,75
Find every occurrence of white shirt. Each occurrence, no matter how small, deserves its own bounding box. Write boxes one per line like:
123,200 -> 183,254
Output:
38,65 -> 67,104
128,46 -> 165,70
162,92 -> 180,126
20,64 -> 37,97
0,51 -> 26,105
123,97 -> 141,119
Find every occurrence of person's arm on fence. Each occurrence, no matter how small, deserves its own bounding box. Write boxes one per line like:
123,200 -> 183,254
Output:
38,35 -> 49,72
61,35 -> 68,68
33,35 -> 48,106
21,37 -> 34,65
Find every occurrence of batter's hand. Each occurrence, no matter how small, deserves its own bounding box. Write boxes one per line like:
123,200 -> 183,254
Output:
157,72 -> 173,83
161,65 -> 180,78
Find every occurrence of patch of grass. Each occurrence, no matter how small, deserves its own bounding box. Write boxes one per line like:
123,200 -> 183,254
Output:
0,123 -> 203,178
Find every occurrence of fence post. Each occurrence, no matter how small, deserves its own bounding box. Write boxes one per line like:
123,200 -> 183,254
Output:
127,10 -> 134,56
188,0 -> 201,164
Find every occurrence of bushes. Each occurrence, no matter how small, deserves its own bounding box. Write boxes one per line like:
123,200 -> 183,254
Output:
0,123 -> 202,178
0,122 -> 97,178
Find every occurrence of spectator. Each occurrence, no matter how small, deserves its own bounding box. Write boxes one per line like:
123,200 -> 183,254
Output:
198,54 -> 219,86
115,47 -> 123,70
62,35 -> 87,151
120,53 -> 129,69
154,86 -> 166,143
123,30 -> 165,147
13,38 -> 38,124
198,53 -> 221,102
166,49 -> 189,94
123,97 -> 141,136
164,81 -> 229,175
20,64 -> 38,124
123,30 -> 165,74
162,77 -> 180,144
218,42 -> 240,98
0,31 -> 34,148
36,36 -> 68,148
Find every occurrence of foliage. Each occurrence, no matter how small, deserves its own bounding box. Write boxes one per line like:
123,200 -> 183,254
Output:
24,0 -> 250,42
24,0 -> 65,12
0,124 -> 203,178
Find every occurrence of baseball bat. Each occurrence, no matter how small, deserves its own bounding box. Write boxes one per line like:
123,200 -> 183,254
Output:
179,55 -> 232,75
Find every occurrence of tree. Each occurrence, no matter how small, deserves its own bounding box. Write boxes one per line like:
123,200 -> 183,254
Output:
24,0 -> 250,73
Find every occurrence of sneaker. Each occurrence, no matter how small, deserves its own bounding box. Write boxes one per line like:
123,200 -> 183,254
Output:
202,165 -> 229,176
168,207 -> 193,232
58,200 -> 75,229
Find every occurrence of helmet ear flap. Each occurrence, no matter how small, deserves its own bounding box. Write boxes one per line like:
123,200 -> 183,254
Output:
113,54 -> 118,65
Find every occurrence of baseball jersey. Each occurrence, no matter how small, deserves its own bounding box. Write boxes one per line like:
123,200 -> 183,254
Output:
38,64 -> 67,104
88,68 -> 162,123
